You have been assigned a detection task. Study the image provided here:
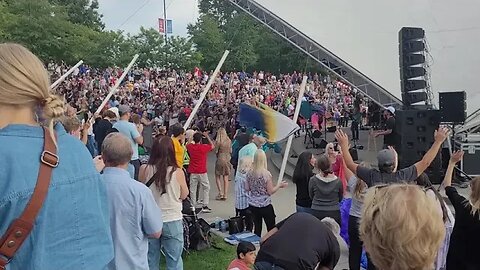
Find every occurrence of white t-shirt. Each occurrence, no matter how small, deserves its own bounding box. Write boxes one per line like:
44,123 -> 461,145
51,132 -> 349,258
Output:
144,166 -> 183,222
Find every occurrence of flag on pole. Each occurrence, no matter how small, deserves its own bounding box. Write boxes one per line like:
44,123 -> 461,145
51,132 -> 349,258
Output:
239,103 -> 300,142
166,20 -> 173,34
158,18 -> 165,33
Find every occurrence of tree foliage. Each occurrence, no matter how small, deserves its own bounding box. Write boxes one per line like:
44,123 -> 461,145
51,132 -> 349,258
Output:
0,0 -> 202,70
189,0 -> 325,73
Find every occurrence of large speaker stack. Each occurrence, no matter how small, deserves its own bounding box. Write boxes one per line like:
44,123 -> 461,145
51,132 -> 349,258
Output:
399,27 -> 428,108
395,109 -> 442,183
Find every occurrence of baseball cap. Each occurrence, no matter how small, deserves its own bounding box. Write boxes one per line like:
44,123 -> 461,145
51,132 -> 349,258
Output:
377,149 -> 395,167
385,106 -> 395,115
118,105 -> 131,115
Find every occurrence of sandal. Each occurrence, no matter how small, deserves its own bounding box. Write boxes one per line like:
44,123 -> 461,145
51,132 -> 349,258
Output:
221,195 -> 227,201
215,194 -> 224,200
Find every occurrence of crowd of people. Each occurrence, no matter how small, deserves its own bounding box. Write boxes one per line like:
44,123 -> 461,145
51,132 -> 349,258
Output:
2,42 -> 480,270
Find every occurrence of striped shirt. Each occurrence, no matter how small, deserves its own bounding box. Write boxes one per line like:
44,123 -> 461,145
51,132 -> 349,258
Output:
235,169 -> 249,210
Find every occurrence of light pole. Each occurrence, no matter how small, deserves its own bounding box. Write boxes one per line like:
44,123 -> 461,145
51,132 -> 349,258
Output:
163,0 -> 168,67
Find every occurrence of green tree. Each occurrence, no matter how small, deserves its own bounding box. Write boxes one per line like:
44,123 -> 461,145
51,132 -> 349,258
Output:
188,15 -> 226,71
167,36 -> 203,71
190,0 -> 328,74
132,27 -> 165,68
0,0 -> 76,62
198,0 -> 236,26
49,0 -> 104,31
223,13 -> 260,71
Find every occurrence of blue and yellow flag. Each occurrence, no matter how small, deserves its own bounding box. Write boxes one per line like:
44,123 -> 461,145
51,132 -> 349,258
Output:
239,103 -> 300,142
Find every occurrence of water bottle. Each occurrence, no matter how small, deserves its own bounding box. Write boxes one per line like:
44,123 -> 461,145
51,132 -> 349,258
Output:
214,217 -> 222,230
220,220 -> 227,233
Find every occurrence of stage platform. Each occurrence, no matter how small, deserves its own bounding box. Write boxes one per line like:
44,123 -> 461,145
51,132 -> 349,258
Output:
270,127 -> 379,180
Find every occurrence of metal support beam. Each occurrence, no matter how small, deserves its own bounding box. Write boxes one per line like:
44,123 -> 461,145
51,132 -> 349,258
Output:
228,0 -> 403,108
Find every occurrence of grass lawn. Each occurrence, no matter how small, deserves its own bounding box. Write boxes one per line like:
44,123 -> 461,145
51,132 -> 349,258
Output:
161,235 -> 237,270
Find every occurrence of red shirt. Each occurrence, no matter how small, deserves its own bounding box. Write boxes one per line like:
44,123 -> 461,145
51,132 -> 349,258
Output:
186,143 -> 212,174
227,259 -> 250,270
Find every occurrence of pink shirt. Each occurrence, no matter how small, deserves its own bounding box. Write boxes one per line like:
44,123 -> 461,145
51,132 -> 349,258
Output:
228,259 -> 251,270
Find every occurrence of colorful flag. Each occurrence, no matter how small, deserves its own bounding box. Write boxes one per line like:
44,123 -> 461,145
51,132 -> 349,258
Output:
158,18 -> 165,33
166,20 -> 173,34
239,103 -> 300,143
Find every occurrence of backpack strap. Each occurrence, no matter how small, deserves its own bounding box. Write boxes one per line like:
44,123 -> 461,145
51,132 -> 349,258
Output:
0,127 -> 58,269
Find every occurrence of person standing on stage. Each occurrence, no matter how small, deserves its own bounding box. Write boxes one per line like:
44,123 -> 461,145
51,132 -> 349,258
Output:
351,95 -> 363,142
373,106 -> 396,149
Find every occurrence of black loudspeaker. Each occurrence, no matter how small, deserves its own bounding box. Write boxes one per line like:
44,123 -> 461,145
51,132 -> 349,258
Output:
439,91 -> 467,123
395,109 -> 442,183
399,27 -> 427,107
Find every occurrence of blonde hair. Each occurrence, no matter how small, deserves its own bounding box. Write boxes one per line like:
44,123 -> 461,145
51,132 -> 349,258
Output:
59,116 -> 81,134
325,143 -> 335,152
469,177 -> 480,217
0,43 -> 65,144
215,127 -> 231,147
360,184 -> 445,270
252,149 -> 268,174
238,156 -> 253,174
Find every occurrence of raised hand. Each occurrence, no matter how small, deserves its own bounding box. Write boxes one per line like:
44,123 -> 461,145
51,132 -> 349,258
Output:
434,126 -> 450,143
335,129 -> 349,148
449,150 -> 464,164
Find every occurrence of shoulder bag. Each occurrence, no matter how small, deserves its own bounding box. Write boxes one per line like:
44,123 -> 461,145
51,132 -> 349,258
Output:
0,128 -> 58,270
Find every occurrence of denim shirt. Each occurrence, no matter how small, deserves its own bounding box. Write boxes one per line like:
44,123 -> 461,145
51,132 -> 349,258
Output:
0,124 -> 114,270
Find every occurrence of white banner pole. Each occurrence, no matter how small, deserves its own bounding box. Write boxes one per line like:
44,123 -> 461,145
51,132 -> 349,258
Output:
277,76 -> 308,185
93,54 -> 139,117
51,60 -> 84,89
183,50 -> 230,130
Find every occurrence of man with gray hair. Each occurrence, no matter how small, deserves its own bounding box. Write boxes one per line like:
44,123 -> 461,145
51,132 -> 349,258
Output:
101,133 -> 163,270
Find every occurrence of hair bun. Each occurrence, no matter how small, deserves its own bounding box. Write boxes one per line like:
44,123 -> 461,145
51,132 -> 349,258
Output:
43,94 -> 65,119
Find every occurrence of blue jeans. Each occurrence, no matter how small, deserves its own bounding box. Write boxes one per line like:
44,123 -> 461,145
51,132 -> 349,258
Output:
148,219 -> 184,270
296,205 -> 313,214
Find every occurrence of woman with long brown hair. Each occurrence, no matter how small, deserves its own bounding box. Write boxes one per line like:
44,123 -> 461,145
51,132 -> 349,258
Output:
139,136 -> 189,270
215,127 -> 232,200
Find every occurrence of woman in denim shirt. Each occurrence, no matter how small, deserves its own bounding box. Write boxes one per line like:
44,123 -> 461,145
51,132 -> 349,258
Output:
0,43 -> 113,270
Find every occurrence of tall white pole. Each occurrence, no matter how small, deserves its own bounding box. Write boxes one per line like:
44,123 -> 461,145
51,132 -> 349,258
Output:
277,76 -> 308,185
183,50 -> 230,130
93,54 -> 139,117
51,60 -> 83,89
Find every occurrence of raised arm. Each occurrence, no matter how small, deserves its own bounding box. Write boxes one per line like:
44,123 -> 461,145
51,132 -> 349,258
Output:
335,129 -> 358,174
442,150 -> 464,187
203,131 -> 215,150
414,127 -> 449,175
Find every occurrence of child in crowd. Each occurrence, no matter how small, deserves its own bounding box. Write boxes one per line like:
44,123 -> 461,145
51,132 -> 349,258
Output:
228,241 -> 257,270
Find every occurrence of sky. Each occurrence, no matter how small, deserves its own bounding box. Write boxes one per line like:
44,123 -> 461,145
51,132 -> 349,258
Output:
98,0 -> 199,37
